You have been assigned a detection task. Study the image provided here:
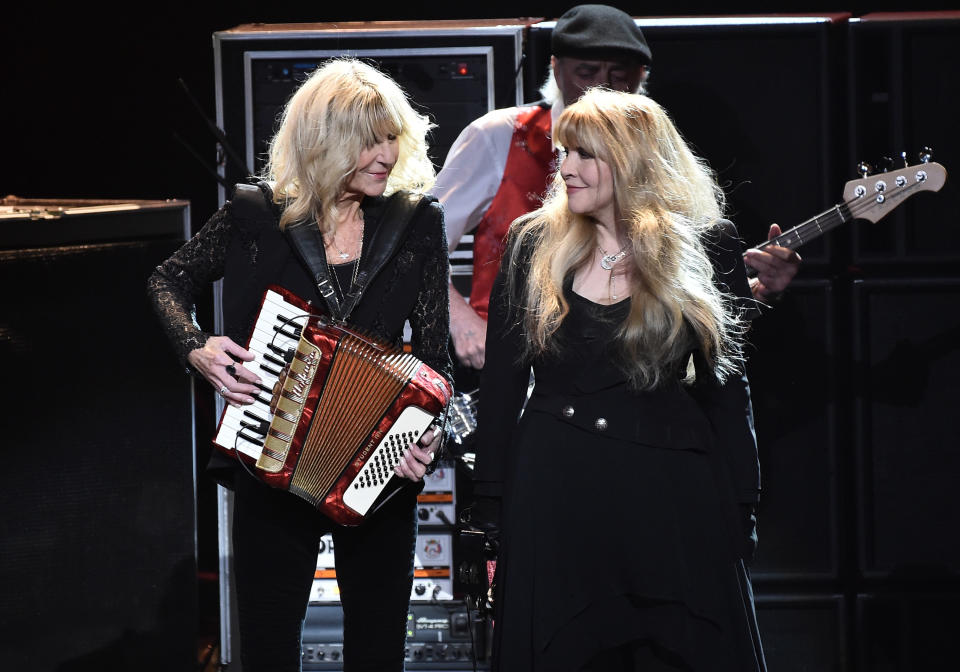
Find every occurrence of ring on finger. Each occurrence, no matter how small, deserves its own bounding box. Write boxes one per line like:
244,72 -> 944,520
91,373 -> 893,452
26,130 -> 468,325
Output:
219,385 -> 229,397
226,364 -> 237,377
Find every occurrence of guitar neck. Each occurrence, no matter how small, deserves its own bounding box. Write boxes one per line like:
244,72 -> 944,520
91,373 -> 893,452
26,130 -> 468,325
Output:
754,202 -> 853,252
754,160 -> 947,252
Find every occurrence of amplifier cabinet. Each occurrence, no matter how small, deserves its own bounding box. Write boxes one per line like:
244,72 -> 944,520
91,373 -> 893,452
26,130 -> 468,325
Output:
0,196 -> 196,672
213,20 -> 535,198
857,591 -> 960,670
852,278 -> 960,579
754,594 -> 847,671
302,601 -> 488,670
746,280 -> 840,581
848,12 -> 960,265
309,529 -> 456,604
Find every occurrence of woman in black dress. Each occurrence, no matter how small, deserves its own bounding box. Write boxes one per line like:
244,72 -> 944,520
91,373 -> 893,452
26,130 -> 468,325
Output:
148,58 -> 452,671
471,88 -> 766,671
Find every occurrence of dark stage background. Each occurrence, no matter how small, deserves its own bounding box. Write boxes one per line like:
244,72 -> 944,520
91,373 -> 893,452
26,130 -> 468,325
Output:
4,1 -> 951,224
4,2 -> 959,671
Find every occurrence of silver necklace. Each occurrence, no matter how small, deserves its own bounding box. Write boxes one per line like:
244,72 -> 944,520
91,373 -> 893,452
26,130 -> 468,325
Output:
327,221 -> 364,299
327,209 -> 364,260
329,258 -> 361,300
598,244 -> 629,271
598,244 -> 628,302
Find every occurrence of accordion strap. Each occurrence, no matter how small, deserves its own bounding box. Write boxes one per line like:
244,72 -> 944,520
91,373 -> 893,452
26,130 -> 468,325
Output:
231,183 -> 427,322
285,219 -> 343,317
340,191 -> 425,320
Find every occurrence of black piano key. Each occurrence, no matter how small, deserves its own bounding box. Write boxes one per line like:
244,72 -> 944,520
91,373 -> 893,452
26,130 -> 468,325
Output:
274,325 -> 299,341
264,352 -> 286,368
256,382 -> 273,395
241,411 -> 271,436
253,393 -> 272,406
239,420 -> 267,437
267,342 -> 296,363
237,432 -> 264,447
259,362 -> 282,377
243,409 -> 268,423
276,313 -> 303,331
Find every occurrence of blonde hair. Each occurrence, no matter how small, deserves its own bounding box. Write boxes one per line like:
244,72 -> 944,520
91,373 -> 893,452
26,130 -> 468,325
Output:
263,58 -> 436,231
509,87 -> 745,388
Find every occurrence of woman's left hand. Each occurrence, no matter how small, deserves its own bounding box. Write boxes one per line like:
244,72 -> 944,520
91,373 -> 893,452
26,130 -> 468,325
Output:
395,427 -> 441,482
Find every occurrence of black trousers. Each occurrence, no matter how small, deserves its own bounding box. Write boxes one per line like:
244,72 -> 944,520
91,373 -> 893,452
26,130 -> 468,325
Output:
232,473 -> 419,671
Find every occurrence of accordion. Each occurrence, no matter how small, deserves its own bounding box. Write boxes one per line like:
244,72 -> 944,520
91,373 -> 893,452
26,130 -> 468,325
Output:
214,285 -> 452,526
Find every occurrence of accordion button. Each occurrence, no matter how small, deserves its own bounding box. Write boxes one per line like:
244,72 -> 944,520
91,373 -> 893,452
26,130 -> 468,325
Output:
594,417 -> 608,432
561,405 -> 575,418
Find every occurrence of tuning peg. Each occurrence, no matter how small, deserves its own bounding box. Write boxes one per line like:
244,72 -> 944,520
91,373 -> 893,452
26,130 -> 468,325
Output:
857,161 -> 873,177
879,156 -> 894,173
918,146 -> 934,163
901,151 -> 909,167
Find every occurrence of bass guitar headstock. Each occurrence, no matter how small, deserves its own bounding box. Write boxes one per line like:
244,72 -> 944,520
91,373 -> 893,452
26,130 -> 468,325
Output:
843,150 -> 946,224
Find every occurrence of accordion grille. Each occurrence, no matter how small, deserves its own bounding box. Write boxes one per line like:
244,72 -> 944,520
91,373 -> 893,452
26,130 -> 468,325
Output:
290,334 -> 418,505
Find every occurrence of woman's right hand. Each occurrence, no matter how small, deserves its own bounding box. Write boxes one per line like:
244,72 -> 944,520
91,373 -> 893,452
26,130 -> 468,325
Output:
187,336 -> 262,407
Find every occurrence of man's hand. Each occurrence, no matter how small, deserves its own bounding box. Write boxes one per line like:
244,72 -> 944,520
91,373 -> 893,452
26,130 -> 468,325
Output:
449,283 -> 488,369
743,224 -> 802,303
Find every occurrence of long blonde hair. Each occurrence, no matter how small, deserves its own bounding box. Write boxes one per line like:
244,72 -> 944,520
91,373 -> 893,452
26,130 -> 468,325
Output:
262,58 -> 436,231
508,88 -> 745,388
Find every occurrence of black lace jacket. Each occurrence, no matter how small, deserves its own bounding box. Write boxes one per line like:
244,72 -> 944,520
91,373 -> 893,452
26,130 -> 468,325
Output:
147,183 -> 453,387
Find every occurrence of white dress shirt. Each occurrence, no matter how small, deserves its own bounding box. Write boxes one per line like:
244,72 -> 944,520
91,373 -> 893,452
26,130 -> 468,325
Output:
431,102 -> 564,253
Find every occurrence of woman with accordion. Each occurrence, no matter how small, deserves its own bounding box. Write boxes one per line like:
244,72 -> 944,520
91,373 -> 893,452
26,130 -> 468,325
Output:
470,88 -> 767,671
148,58 -> 452,671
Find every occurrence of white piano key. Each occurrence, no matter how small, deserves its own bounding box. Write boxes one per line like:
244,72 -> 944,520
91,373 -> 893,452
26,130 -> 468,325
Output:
215,290 -> 311,461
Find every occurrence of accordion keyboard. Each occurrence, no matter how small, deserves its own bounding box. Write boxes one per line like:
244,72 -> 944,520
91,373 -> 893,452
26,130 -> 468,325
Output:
214,289 -> 307,460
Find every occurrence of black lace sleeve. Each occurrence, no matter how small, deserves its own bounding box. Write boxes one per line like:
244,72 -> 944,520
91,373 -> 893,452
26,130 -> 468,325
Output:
146,206 -> 232,370
407,201 -> 454,384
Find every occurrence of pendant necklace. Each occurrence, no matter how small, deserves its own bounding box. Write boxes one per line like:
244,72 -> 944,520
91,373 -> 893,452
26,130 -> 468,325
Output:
599,244 -> 629,271
329,258 -> 361,302
327,215 -> 365,301
598,244 -> 628,302
327,208 -> 364,260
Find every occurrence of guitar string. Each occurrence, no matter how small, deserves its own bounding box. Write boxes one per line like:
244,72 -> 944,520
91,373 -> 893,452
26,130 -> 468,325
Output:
758,178 -> 929,250
766,179 -> 927,248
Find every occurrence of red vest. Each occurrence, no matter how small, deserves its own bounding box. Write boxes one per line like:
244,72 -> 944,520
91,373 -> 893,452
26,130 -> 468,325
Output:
469,104 -> 555,319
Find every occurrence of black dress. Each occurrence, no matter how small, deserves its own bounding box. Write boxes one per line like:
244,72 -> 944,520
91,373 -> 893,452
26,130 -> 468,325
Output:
474,224 -> 765,672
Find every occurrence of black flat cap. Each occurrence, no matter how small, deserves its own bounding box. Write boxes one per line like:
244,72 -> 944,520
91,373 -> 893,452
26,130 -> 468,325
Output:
552,4 -> 652,65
